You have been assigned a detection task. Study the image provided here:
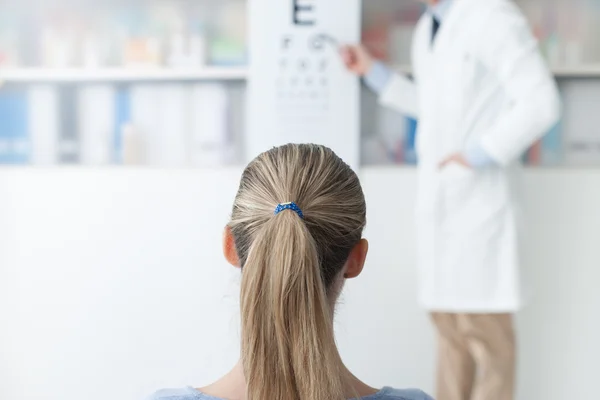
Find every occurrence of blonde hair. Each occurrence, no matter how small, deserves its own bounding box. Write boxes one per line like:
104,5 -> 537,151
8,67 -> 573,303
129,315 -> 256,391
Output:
229,144 -> 367,400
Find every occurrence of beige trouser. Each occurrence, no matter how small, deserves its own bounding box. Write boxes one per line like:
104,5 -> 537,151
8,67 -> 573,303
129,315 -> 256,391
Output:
430,313 -> 516,400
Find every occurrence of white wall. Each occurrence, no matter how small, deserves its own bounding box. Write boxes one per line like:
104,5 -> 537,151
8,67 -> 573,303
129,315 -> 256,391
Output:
514,169 -> 600,400
0,167 -> 598,400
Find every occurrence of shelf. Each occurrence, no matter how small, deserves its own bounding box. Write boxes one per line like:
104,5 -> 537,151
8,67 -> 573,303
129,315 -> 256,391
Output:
0,67 -> 248,83
1,164 -> 598,172
393,64 -> 600,78
552,65 -> 600,78
2,64 -> 598,84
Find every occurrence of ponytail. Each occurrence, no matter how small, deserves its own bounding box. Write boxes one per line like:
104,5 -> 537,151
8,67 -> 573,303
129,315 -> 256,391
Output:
230,144 -> 366,400
240,210 -> 345,400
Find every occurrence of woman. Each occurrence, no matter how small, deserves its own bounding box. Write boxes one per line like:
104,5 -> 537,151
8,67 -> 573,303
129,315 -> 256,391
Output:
149,144 -> 432,400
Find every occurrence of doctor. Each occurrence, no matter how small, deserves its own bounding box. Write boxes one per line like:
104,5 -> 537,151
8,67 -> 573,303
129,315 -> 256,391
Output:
341,1 -> 560,400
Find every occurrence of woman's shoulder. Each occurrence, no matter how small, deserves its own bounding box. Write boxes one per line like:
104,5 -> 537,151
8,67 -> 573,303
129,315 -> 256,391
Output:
376,387 -> 434,400
146,386 -> 208,400
146,386 -> 433,400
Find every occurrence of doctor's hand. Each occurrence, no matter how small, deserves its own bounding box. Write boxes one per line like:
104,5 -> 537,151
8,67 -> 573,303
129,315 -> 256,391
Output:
340,45 -> 374,76
439,153 -> 472,169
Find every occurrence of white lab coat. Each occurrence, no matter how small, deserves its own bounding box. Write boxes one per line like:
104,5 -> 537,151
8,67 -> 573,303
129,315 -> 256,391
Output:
378,0 -> 560,312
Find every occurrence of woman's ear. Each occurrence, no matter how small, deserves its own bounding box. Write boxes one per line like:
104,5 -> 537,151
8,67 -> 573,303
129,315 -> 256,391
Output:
343,238 -> 369,279
223,226 -> 241,268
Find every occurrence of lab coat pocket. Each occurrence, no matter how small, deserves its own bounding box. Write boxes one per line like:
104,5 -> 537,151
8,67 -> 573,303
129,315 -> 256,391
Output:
440,163 -> 478,222
440,166 -> 508,234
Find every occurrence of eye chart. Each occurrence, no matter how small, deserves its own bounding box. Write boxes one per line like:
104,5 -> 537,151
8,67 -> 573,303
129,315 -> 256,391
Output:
247,0 -> 361,169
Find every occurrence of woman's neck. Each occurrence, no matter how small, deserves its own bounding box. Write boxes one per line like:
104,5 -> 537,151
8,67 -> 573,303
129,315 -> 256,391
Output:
199,360 -> 378,400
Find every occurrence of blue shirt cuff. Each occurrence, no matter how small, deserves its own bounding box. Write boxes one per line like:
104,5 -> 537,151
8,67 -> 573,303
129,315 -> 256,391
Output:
465,142 -> 497,168
363,61 -> 393,94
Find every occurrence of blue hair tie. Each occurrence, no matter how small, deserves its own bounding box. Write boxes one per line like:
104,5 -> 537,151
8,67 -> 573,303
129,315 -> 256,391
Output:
274,202 -> 304,219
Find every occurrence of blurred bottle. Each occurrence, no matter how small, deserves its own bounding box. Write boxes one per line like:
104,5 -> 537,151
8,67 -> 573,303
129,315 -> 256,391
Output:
189,23 -> 208,67
122,8 -> 162,67
167,25 -> 207,68
0,12 -> 20,66
541,2 -> 561,67
404,117 -> 418,165
209,1 -> 247,66
155,84 -> 189,166
78,85 -> 115,165
81,24 -> 112,68
113,88 -> 130,164
189,83 -> 231,167
526,140 -> 542,166
167,32 -> 187,67
378,104 -> 406,163
121,123 -> 145,165
57,86 -> 80,163
582,0 -> 600,64
563,0 -> 583,66
389,5 -> 421,66
0,88 -> 29,164
389,23 -> 414,66
29,85 -> 59,165
361,136 -> 390,166
41,27 -> 76,67
542,120 -> 563,166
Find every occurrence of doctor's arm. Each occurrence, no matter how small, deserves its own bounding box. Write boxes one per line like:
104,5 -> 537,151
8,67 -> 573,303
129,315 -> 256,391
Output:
476,5 -> 561,166
341,45 -> 419,119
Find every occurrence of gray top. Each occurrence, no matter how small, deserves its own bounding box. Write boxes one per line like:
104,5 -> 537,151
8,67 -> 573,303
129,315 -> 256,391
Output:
148,386 -> 433,400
